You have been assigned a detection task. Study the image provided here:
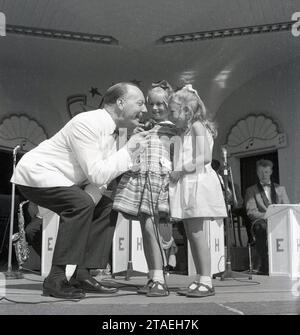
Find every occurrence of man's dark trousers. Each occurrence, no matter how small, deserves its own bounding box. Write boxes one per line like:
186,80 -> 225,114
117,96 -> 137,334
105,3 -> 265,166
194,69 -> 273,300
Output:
252,218 -> 269,272
18,185 -> 117,268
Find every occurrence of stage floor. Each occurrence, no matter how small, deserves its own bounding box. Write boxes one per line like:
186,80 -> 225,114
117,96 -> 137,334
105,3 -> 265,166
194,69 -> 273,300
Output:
0,272 -> 299,315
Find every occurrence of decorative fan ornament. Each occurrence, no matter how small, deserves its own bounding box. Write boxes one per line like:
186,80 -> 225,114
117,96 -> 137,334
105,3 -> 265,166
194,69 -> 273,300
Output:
0,115 -> 48,151
226,114 -> 287,156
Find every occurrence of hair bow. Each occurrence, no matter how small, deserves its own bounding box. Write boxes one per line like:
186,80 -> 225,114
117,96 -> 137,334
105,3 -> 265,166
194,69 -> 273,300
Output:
183,84 -> 200,97
183,84 -> 203,103
182,84 -> 207,117
151,80 -> 172,91
184,84 -> 195,92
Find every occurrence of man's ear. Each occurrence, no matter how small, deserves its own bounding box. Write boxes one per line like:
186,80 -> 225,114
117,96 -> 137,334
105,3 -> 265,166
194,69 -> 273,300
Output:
116,98 -> 124,110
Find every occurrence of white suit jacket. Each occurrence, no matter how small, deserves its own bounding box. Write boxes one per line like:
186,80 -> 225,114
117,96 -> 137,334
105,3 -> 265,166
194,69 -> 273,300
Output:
11,109 -> 132,199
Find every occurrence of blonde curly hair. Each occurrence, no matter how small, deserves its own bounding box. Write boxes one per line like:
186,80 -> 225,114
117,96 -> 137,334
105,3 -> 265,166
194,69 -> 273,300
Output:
169,84 -> 217,138
147,80 -> 173,108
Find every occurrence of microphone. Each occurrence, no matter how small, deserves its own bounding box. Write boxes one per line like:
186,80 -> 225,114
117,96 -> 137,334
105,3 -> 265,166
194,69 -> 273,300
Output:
141,120 -> 155,131
221,146 -> 228,177
13,140 -> 27,155
13,145 -> 21,155
221,146 -> 228,166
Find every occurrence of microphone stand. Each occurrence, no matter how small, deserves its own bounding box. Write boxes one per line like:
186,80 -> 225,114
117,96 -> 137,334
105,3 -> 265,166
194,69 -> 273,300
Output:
5,145 -> 24,279
125,219 -> 134,280
213,147 -> 251,280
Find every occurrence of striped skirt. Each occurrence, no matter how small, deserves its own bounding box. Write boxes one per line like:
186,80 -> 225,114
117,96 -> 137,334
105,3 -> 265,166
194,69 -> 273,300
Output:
113,171 -> 170,220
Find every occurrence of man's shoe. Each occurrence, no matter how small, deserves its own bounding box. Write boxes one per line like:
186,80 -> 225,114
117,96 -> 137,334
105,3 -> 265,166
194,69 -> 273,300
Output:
146,281 -> 169,297
74,277 -> 119,294
43,277 -> 85,299
137,279 -> 154,295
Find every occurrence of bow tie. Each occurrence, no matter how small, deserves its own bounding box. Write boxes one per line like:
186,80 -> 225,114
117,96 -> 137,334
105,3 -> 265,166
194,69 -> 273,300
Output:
261,183 -> 271,187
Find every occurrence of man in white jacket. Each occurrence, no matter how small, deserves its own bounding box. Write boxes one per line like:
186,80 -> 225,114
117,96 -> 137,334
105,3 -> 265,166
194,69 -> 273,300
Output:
11,82 -> 148,299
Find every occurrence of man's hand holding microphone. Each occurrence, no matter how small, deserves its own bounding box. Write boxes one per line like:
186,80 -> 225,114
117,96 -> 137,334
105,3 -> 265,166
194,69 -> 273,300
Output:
126,130 -> 150,170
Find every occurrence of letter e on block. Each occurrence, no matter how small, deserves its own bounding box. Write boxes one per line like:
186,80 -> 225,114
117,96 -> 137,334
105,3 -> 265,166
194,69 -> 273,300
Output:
276,238 -> 284,252
48,237 -> 54,251
119,237 -> 125,251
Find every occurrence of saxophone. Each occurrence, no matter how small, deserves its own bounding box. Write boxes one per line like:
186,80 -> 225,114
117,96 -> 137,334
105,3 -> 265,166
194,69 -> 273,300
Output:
12,200 -> 30,269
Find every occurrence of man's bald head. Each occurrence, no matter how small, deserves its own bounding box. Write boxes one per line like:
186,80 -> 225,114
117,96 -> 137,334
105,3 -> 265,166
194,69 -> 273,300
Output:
102,82 -> 139,106
102,82 -> 147,134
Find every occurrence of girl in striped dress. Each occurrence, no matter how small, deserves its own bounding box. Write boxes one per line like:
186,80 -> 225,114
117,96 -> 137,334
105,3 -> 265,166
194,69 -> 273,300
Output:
113,81 -> 176,297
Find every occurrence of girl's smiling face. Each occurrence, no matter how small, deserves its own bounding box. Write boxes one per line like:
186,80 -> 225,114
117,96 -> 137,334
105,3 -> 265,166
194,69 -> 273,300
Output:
147,91 -> 169,122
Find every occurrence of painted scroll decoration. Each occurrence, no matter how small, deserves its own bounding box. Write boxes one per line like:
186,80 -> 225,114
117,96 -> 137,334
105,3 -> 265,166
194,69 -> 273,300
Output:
66,94 -> 88,119
66,80 -> 142,119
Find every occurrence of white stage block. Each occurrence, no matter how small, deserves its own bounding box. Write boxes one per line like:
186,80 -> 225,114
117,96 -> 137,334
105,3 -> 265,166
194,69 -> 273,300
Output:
188,219 -> 225,276
266,204 -> 300,279
39,207 -> 76,278
112,214 -> 148,275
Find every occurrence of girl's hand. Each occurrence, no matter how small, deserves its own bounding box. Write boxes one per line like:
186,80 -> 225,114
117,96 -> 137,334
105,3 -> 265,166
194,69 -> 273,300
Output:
170,171 -> 183,183
133,126 -> 145,134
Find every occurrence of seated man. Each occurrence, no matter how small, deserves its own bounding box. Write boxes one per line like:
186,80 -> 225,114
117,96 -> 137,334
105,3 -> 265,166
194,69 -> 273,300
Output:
245,159 -> 289,274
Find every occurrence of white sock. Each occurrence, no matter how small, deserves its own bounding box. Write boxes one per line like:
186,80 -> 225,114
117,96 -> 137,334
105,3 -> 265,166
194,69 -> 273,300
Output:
148,270 -> 154,280
152,270 -> 165,284
195,275 -> 212,291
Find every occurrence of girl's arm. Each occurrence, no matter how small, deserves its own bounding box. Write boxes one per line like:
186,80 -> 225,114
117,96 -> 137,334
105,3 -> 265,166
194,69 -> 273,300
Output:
171,122 -> 211,181
190,121 -> 211,170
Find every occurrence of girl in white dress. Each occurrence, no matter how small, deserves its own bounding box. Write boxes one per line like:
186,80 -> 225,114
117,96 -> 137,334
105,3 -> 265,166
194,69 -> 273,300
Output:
168,84 -> 227,297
